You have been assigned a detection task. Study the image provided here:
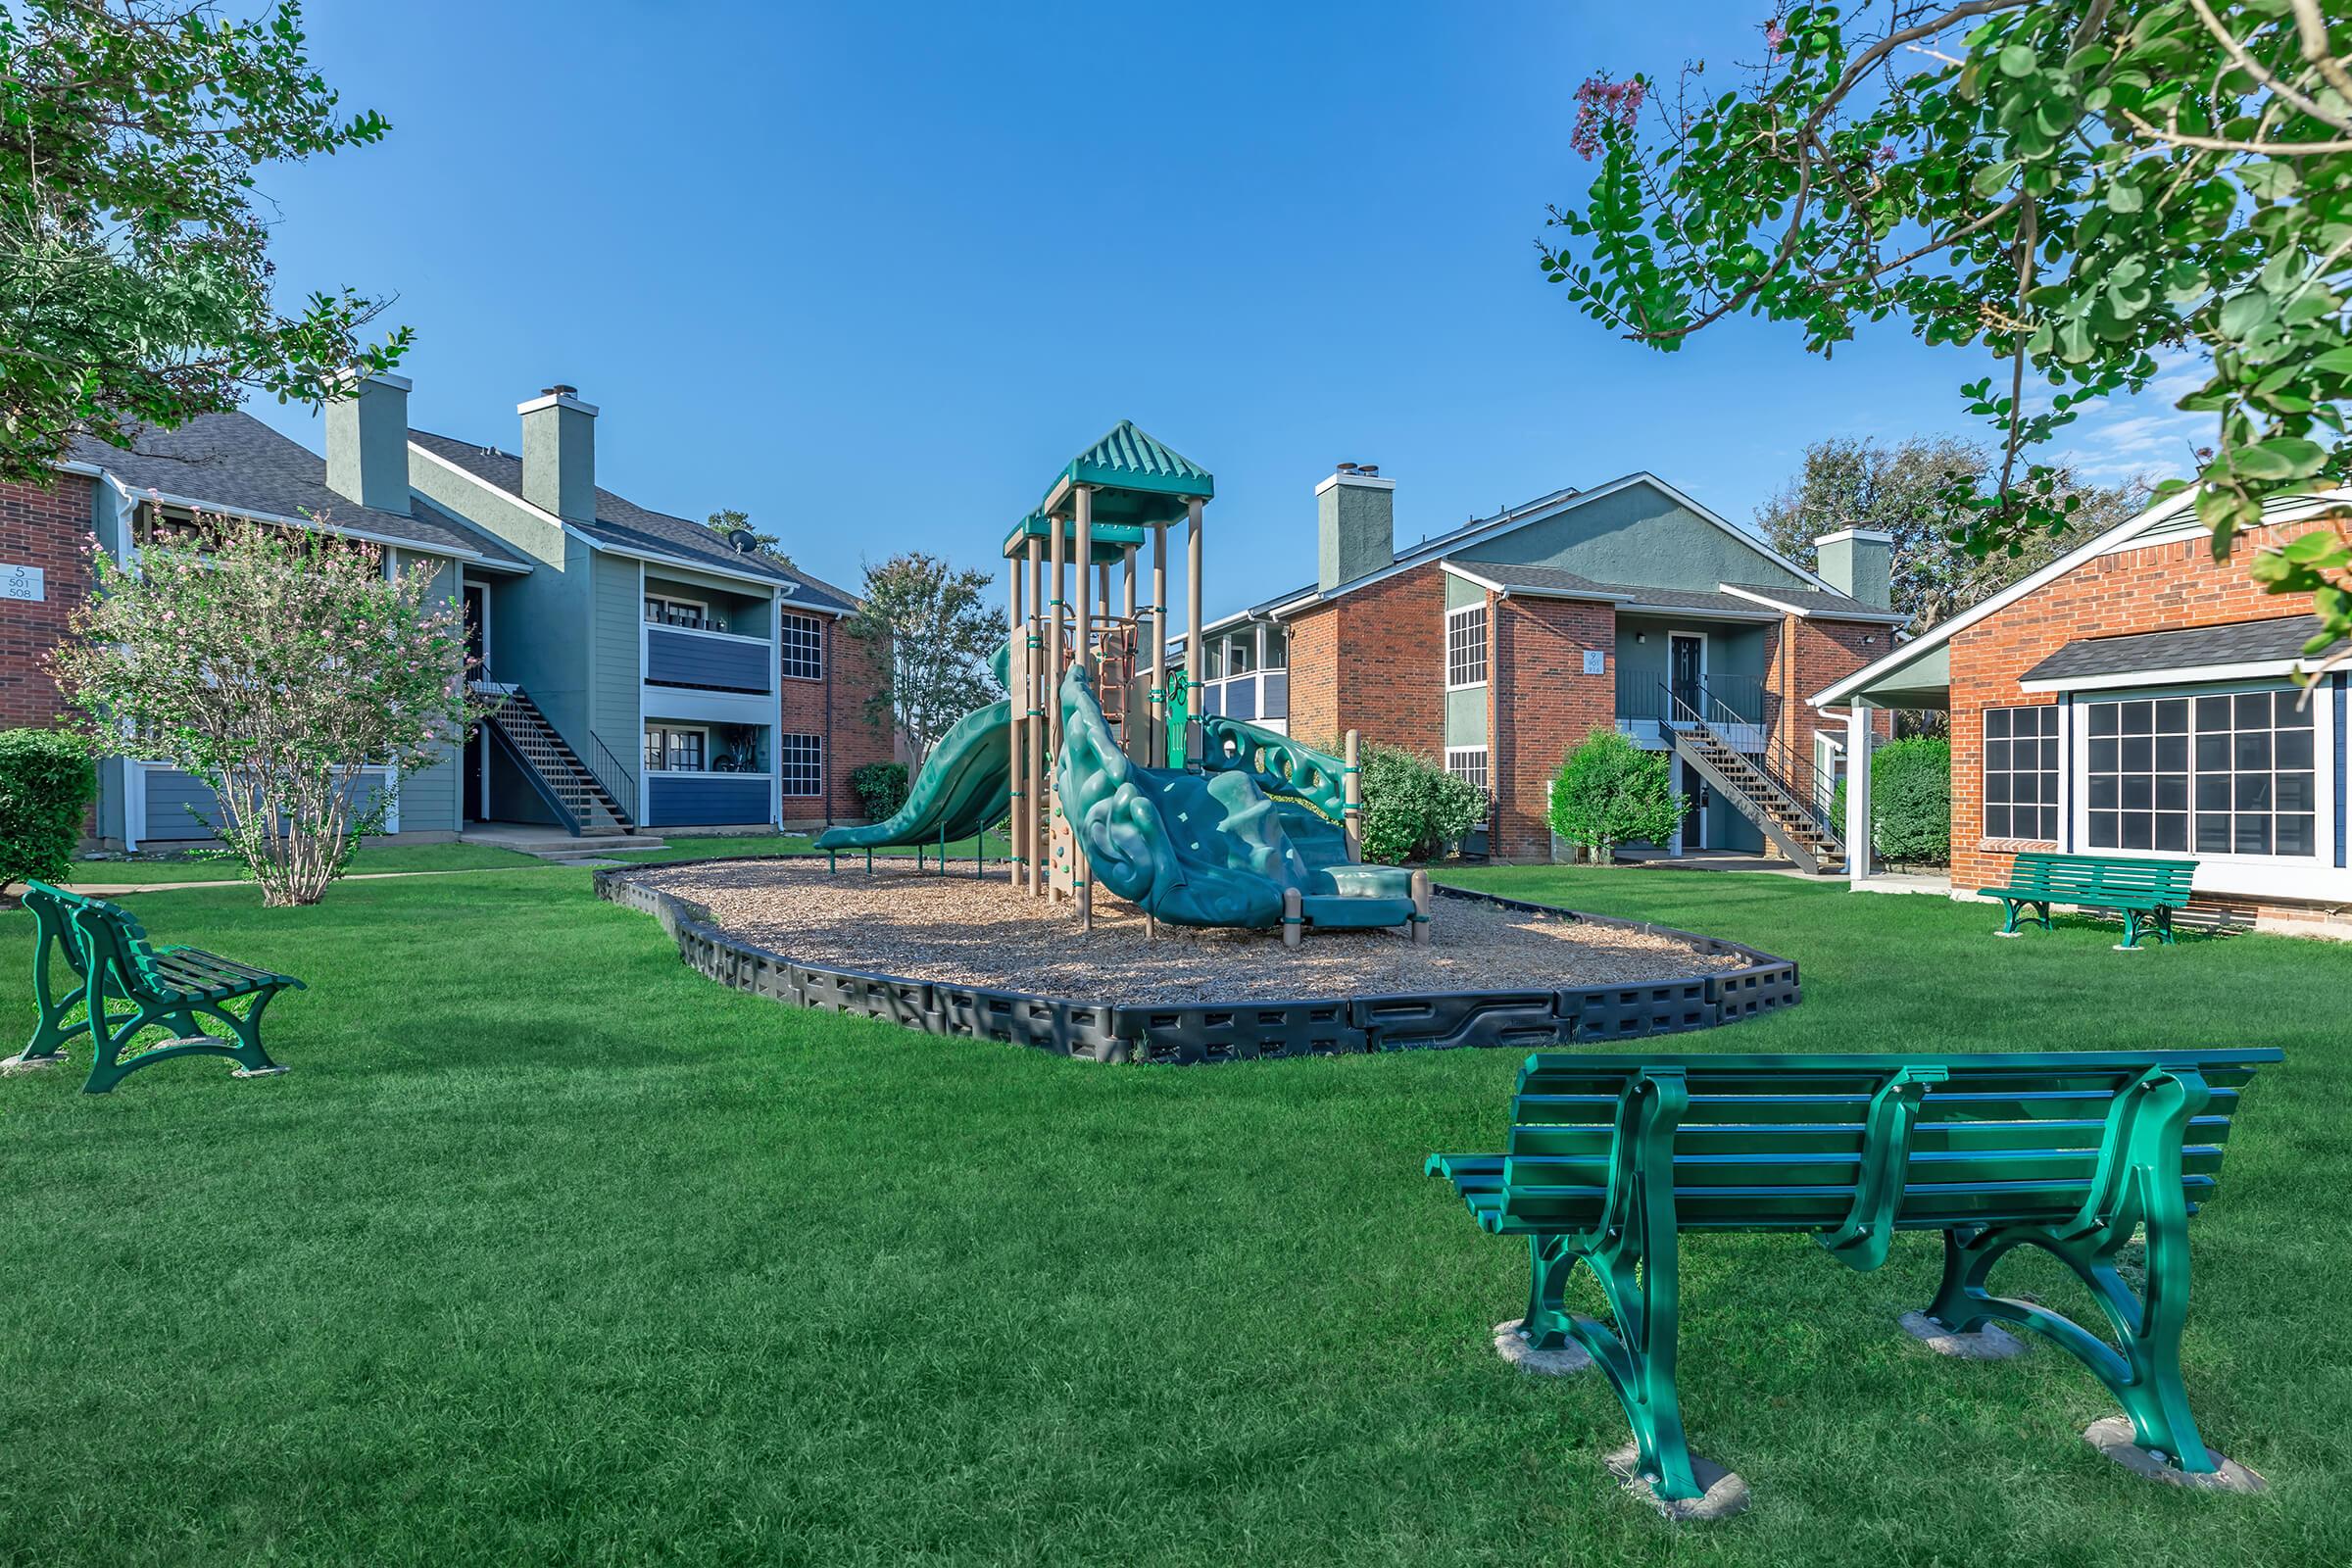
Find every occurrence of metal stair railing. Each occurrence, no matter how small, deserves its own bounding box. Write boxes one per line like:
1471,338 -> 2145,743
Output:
481,687 -> 633,836
1660,682 -> 1842,859
583,729 -> 640,830
1710,691 -> 1844,850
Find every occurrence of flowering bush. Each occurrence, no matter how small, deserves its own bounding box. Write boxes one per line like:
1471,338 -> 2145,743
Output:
51,512 -> 494,906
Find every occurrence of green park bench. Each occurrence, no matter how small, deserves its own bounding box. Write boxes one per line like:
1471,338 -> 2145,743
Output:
1427,1049 -> 2279,1506
8,881 -> 303,1095
1979,851 -> 2197,949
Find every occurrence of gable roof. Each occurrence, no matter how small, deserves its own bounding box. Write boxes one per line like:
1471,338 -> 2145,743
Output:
407,430 -> 855,611
1810,485 -> 2352,709
1718,582 -> 1907,623
1439,561 -> 1630,602
64,414 -> 526,565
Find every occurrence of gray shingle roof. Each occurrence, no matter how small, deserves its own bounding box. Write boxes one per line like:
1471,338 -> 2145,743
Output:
2022,615 -> 2341,682
407,430 -> 854,611
66,414 -> 525,564
1723,582 -> 1901,619
1613,586 -> 1785,615
1441,560 -> 1627,600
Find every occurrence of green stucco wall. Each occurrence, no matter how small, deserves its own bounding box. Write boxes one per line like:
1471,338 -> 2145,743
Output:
390,548 -> 464,832
591,553 -> 644,800
1458,479 -> 1807,593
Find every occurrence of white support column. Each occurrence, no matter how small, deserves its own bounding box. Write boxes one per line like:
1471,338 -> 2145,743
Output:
1845,704 -> 1873,888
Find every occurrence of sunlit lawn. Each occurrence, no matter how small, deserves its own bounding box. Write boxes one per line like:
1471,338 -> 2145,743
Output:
0,864 -> 2340,1565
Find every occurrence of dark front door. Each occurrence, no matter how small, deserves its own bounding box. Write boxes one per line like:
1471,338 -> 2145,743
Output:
1669,634 -> 1703,719
1681,760 -> 1706,851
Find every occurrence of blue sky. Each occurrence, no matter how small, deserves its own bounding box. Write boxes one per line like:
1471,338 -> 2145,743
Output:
250,0 -> 2200,618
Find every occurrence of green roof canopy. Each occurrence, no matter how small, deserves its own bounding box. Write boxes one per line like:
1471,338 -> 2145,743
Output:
1001,511 -> 1149,564
1039,420 -> 1214,528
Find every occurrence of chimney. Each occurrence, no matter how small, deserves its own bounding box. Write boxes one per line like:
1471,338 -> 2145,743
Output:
323,370 -> 414,514
1315,462 -> 1396,593
1814,527 -> 1893,611
517,384 -> 598,521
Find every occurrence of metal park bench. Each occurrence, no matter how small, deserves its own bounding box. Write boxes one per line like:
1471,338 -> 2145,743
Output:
1979,851 -> 2197,949
8,881 -> 303,1094
1428,1049 -> 2278,1509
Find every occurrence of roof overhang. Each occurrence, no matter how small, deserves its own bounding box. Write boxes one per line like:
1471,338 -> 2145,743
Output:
1717,582 -> 1907,624
2018,658 -> 2322,694
1439,561 -> 1634,603
90,469 -> 495,564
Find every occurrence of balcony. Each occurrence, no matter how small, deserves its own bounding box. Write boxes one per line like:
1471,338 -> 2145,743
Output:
645,623 -> 771,696
1617,674 -> 1768,754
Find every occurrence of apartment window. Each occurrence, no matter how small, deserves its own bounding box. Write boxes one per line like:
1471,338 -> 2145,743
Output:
645,725 -> 707,773
778,733 -> 823,797
1224,631 -> 1257,676
645,594 -> 710,630
1446,605 -> 1488,689
1263,627 -> 1288,669
1445,746 -> 1490,797
780,612 -> 824,681
2084,689 -> 2316,858
1984,705 -> 2060,841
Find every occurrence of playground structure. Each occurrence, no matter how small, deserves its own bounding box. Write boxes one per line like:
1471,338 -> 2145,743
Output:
818,422 -> 1428,942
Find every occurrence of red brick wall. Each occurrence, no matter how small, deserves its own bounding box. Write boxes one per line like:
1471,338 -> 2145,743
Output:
1282,564 -> 1447,753
1765,612 -> 1893,749
0,474 -> 96,729
1949,519 -> 2323,897
1491,595 -> 1617,860
778,613 -> 894,826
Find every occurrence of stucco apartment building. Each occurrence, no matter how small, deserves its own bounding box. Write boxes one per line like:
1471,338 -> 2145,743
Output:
0,374 -> 890,847
1182,465 -> 1902,864
1820,488 -> 2351,939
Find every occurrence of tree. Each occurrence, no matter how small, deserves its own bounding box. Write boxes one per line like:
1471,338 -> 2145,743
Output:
0,0 -> 410,484
707,508 -> 785,559
1353,743 -> 1491,863
51,514 -> 491,906
845,552 -> 1000,763
1755,434 -> 2143,631
1548,730 -> 1688,864
0,728 -> 97,895
1542,3 -> 2352,675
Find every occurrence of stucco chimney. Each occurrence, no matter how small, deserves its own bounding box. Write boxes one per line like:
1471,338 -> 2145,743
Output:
1316,463 -> 1396,593
517,384 -> 598,522
1814,527 -> 1893,611
323,370 -> 414,514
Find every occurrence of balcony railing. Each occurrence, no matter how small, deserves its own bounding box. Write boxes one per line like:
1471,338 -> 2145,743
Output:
1616,672 -> 1765,725
644,623 -> 772,696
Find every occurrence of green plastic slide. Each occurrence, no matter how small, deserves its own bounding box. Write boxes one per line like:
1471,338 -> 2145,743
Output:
813,697 -> 1013,852
1054,664 -> 1416,930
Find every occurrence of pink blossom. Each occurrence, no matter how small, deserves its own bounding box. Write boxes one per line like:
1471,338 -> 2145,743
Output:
1765,20 -> 1788,50
1570,74 -> 1649,159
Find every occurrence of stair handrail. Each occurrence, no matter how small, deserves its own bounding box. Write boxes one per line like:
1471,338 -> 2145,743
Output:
1659,680 -> 1842,849
582,728 -> 639,829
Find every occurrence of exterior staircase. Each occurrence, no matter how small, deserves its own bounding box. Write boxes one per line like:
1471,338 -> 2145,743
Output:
1668,720 -> 1845,875
478,685 -> 635,837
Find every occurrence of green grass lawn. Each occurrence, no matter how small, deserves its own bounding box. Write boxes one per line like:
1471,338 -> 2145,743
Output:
64,840 -> 546,885
608,829 -> 1010,865
0,866 -> 2342,1565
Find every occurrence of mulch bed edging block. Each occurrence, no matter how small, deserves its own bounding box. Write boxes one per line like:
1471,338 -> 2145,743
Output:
594,861 -> 1801,1063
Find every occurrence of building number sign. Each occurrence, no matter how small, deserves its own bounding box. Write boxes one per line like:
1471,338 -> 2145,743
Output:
0,564 -> 45,602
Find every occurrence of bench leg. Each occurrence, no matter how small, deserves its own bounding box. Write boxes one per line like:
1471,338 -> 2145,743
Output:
1920,1070 -> 2220,1473
2035,900 -> 2052,930
82,992 -> 286,1094
2118,908 -> 2144,950
1996,899 -> 2024,936
18,920 -> 91,1066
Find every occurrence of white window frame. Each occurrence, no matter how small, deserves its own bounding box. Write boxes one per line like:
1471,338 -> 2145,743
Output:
1445,745 -> 1491,799
779,612 -> 824,681
2059,677 -> 2347,903
644,723 -> 710,773
777,732 -> 824,798
644,592 -> 711,630
1982,703 -> 2061,845
1446,605 -> 1488,691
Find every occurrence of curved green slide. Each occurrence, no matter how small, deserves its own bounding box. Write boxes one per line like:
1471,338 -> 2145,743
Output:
813,697 -> 1013,852
1055,664 -> 1417,930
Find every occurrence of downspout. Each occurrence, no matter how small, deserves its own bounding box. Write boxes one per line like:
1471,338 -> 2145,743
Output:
822,615 -> 835,829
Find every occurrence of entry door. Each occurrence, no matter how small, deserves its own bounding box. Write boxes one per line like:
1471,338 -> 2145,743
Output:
462,583 -> 489,821
1669,634 -> 1704,719
1680,760 -> 1706,851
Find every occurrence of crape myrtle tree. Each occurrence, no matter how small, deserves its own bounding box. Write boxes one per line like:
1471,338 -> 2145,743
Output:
845,552 -> 1002,765
51,514 -> 494,906
0,0 -> 410,483
1542,2 -> 2352,675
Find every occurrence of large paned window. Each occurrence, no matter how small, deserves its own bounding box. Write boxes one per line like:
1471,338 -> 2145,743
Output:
780,612 -> 823,680
1984,705 -> 2060,841
778,733 -> 823,797
2084,689 -> 2316,858
1445,746 -> 1490,797
1446,605 -> 1488,689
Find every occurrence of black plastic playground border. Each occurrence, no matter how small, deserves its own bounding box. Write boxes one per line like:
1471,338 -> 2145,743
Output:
591,857 -> 1800,1063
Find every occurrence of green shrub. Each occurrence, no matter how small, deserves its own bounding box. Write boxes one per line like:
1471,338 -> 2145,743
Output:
1548,729 -> 1685,864
851,760 -> 908,822
1832,737 -> 1951,864
1355,743 -> 1488,864
0,729 -> 97,893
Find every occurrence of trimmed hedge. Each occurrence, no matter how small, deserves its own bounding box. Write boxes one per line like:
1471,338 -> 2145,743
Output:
0,729 -> 97,893
1547,728 -> 1685,863
1833,737 -> 1951,865
851,760 -> 908,822
1356,743 -> 1488,864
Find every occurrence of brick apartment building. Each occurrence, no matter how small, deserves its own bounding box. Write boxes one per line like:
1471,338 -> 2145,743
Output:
1818,488 -> 2351,938
1181,466 -> 1902,864
0,379 -> 893,847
